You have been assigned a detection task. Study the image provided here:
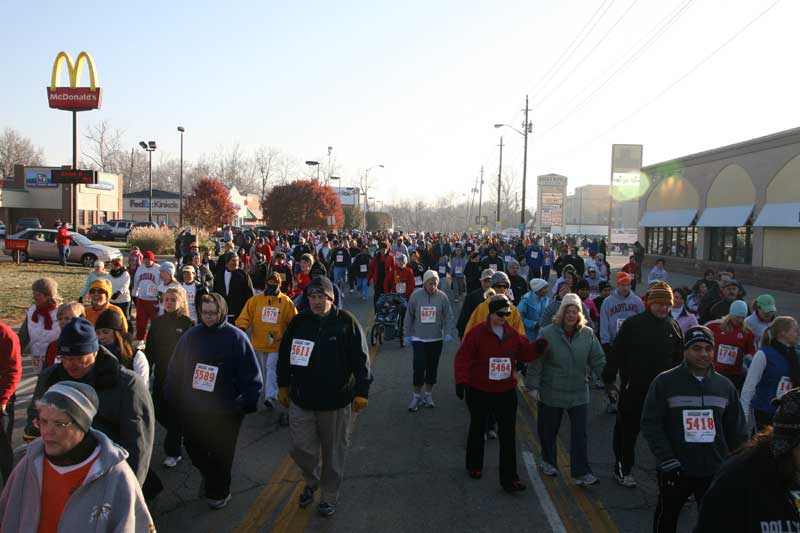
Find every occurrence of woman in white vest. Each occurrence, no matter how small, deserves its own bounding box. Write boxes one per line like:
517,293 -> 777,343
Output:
18,278 -> 62,374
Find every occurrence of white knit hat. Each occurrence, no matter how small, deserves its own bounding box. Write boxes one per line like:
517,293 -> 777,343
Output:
559,293 -> 583,312
423,270 -> 439,284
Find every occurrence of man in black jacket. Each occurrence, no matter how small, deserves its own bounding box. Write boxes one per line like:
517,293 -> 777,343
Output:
213,253 -> 254,321
277,277 -> 371,518
603,282 -> 683,489
641,325 -> 746,533
456,269 -> 495,339
25,318 -> 154,485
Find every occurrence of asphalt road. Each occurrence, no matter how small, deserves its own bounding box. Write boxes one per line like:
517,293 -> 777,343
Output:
9,264 -> 705,532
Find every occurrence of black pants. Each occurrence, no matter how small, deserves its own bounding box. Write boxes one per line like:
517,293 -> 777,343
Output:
465,387 -> 518,485
153,387 -> 183,458
613,392 -> 644,477
184,412 -> 244,500
373,282 -> 384,307
653,474 -> 711,533
541,266 -> 551,281
412,341 -> 443,387
527,266 -> 542,281
0,396 -> 15,482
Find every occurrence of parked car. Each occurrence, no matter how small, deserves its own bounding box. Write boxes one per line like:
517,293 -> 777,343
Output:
106,219 -> 135,239
3,228 -> 122,266
0,221 -> 5,239
86,224 -> 115,241
126,221 -> 157,238
14,217 -> 42,234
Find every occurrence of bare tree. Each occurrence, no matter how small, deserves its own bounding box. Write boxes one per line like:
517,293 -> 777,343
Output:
275,151 -> 298,186
0,128 -> 45,177
253,145 -> 280,205
81,120 -> 125,173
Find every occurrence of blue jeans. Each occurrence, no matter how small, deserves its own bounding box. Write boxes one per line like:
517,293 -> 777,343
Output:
333,266 -> 348,287
357,277 -> 369,298
537,402 -> 590,477
58,245 -> 70,265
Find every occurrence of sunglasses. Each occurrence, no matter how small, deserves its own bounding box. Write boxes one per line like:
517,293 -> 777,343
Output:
493,284 -> 509,289
495,311 -> 512,317
88,288 -> 106,294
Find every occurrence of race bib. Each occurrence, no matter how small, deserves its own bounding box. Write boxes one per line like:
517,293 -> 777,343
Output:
508,289 -> 515,302
290,339 -> 315,367
396,282 -> 406,294
146,284 -> 157,297
683,409 -> 716,443
192,363 -> 218,392
616,318 -> 626,332
261,306 -> 279,324
414,276 -> 422,286
360,265 -> 368,273
278,272 -> 286,281
489,357 -> 512,380
455,266 -> 463,275
489,264 -> 498,271
439,267 -> 446,275
420,306 -> 437,323
532,252 -> 538,259
504,256 -> 513,264
336,254 -> 343,263
54,356 -> 61,365
777,376 -> 793,399
716,344 -> 738,366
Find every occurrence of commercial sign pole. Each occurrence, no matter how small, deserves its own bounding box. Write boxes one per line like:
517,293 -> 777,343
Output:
47,51 -> 102,228
609,144 -> 643,244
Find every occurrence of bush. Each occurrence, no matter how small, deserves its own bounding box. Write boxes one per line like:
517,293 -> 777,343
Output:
127,227 -> 176,255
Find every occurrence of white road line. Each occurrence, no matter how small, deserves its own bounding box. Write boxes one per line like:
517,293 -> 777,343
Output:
522,450 -> 567,533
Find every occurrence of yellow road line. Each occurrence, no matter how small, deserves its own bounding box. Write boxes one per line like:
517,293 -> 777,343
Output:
517,383 -> 619,532
234,457 -> 295,533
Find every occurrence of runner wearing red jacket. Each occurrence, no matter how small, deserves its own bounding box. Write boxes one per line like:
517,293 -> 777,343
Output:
705,300 -> 756,390
385,255 -> 415,300
0,321 -> 22,481
368,243 -> 396,306
454,295 -> 547,492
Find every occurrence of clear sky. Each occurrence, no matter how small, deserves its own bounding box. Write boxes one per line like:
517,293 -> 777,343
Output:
2,0 -> 797,208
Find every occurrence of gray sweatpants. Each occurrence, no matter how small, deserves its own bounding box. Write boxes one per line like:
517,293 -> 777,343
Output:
289,402 -> 352,503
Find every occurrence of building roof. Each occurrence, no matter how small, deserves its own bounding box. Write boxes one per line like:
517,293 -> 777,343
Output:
124,189 -> 181,199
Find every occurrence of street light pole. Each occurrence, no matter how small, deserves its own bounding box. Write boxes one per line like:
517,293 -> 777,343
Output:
521,95 -> 530,227
177,126 -> 185,226
497,136 -> 504,229
139,141 -> 157,223
478,166 -> 484,228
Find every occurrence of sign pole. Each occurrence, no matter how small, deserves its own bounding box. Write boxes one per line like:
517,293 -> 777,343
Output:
72,110 -> 78,229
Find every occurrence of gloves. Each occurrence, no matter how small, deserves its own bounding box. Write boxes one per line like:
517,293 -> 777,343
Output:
278,386 -> 290,408
527,389 -> 540,402
352,396 -> 368,412
658,458 -> 682,488
533,338 -> 549,355
605,382 -> 619,401
444,335 -> 453,343
111,291 -> 121,300
455,383 -> 465,400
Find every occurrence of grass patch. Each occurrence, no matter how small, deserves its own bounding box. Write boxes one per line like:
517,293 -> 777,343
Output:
0,263 -> 90,327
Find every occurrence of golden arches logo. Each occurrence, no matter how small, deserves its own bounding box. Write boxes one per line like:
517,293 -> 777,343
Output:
46,51 -> 102,111
50,51 -> 98,90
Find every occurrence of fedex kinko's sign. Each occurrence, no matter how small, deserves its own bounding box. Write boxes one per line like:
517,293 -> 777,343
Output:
47,51 -> 102,111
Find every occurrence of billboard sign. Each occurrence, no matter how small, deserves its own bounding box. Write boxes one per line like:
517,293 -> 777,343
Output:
610,144 -> 644,202
24,168 -> 57,188
540,185 -> 564,226
47,51 -> 102,112
52,169 -> 96,184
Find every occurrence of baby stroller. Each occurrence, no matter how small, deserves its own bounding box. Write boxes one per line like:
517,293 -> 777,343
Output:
371,293 -> 407,346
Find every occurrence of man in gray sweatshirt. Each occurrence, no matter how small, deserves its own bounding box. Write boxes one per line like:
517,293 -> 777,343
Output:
403,270 -> 455,411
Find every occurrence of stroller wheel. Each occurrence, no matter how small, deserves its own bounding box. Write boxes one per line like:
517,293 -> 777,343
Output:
378,326 -> 384,344
370,325 -> 379,346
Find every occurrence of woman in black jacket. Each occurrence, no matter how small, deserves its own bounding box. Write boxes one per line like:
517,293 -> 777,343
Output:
464,252 -> 482,294
213,253 -> 254,321
144,287 -> 194,467
695,388 -> 800,532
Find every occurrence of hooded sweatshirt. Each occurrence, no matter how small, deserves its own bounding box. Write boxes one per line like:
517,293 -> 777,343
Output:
404,288 -> 454,341
599,289 -> 645,345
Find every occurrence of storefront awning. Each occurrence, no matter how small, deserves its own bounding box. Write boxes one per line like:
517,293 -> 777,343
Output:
242,207 -> 257,221
638,208 -> 697,227
753,202 -> 800,227
695,205 -> 753,227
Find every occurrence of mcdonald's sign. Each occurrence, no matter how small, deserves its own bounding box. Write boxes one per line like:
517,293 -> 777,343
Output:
47,51 -> 102,111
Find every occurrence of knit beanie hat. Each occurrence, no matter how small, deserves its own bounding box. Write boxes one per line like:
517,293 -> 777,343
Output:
599,281 -> 611,292
32,278 -> 59,299
490,271 -> 511,287
95,309 -> 125,331
684,325 -> 714,349
57,317 -> 99,355
647,282 -> 673,306
488,295 -> 511,315
423,270 -> 439,284
480,269 -> 496,281
143,250 -> 155,260
89,278 -> 112,297
771,388 -> 800,457
159,261 -> 176,277
729,300 -> 748,318
559,293 -> 583,312
529,278 -> 548,292
181,264 -> 195,274
40,381 -> 99,433
307,276 -> 335,300
615,272 -> 632,285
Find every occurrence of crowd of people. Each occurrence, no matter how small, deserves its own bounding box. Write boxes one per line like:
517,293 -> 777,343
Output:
0,226 -> 797,532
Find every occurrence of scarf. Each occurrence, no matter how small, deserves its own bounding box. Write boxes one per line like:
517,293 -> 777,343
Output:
32,304 -> 56,330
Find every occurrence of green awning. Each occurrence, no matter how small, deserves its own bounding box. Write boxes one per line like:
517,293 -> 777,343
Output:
242,207 -> 257,221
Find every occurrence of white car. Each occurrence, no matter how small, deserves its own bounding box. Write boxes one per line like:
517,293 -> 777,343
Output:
0,221 -> 5,239
3,228 -> 122,266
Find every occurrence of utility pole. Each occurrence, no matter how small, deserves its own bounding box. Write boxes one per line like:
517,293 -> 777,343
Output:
497,136 -> 504,230
477,166 -> 484,229
521,94 -> 530,226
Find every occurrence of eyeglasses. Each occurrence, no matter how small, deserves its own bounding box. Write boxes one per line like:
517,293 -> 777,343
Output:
33,418 -> 74,431
88,288 -> 105,294
495,311 -> 512,317
493,284 -> 509,289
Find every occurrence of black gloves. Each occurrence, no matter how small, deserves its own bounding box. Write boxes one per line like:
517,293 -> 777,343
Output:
456,383 -> 465,400
111,291 -> 121,300
658,458 -> 682,488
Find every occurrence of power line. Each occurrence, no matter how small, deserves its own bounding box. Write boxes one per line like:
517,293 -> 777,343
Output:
581,0 -> 785,146
528,0 -> 615,104
530,0 -> 641,110
539,0 -> 695,136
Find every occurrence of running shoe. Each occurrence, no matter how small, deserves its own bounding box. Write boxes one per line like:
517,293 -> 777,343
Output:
299,485 -> 316,508
574,473 -> 600,486
208,494 -> 232,510
163,456 -> 182,468
423,394 -> 436,408
486,429 -> 498,440
408,394 -> 422,412
540,462 -> 559,477
318,501 -> 336,517
616,473 -> 637,488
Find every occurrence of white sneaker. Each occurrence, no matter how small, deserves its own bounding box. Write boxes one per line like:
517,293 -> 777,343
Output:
540,462 -> 559,477
208,493 -> 232,510
423,393 -> 436,408
616,473 -> 637,488
163,456 -> 182,468
408,394 -> 422,412
574,473 -> 599,486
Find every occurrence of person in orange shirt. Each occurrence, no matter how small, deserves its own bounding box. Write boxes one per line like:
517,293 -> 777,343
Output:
82,279 -> 128,333
0,381 -> 153,531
